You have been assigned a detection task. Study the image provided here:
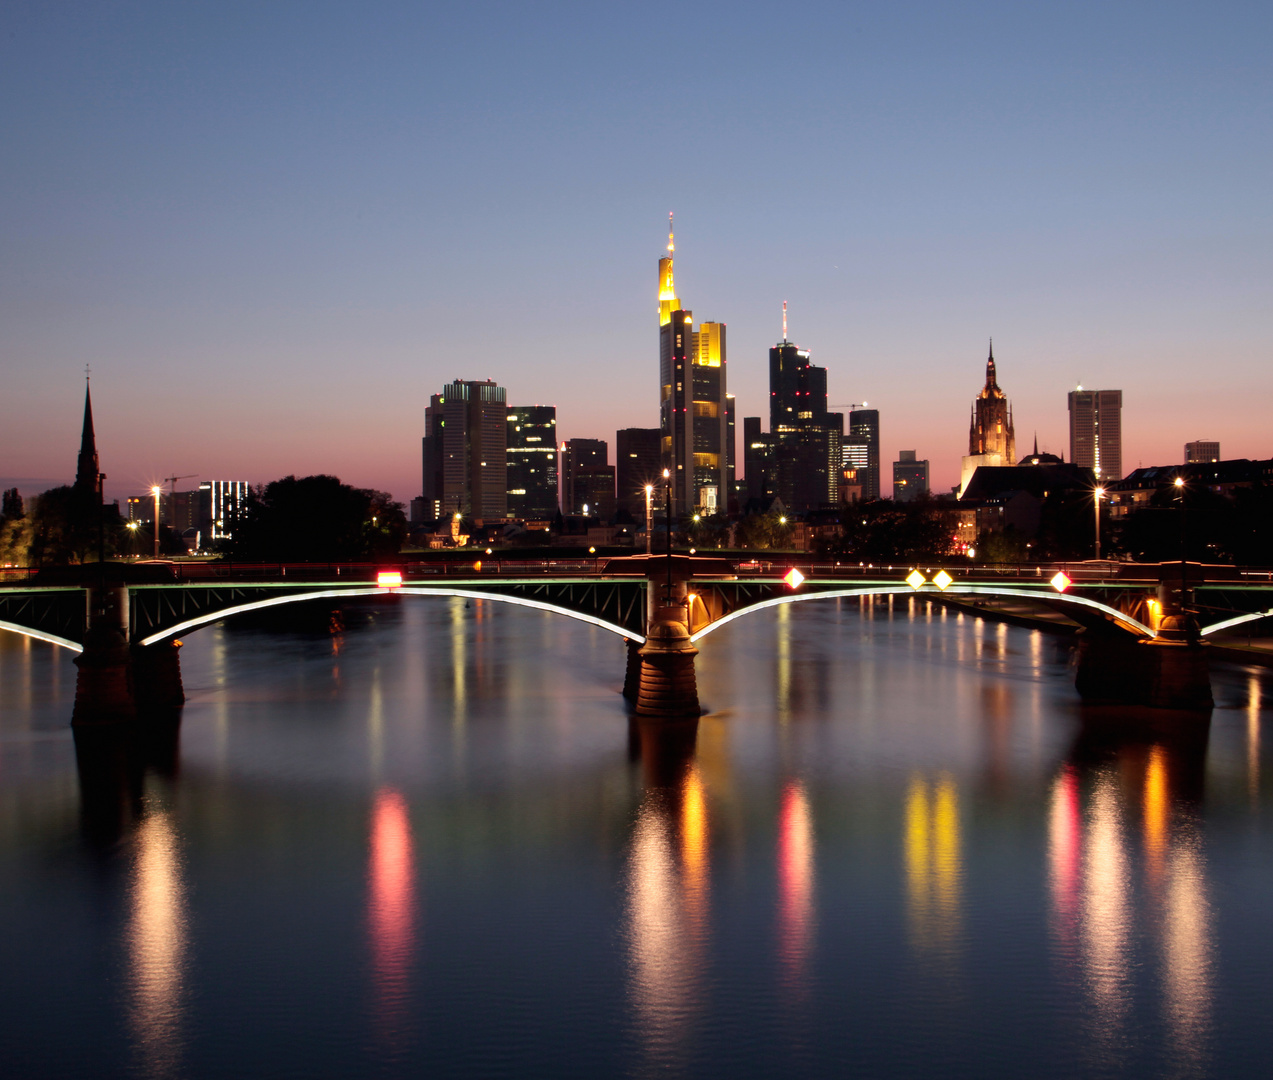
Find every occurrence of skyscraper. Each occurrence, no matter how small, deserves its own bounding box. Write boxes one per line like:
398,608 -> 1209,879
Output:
1068,388 -> 1123,483
615,428 -> 661,515
423,379 -> 508,521
657,216 -> 729,517
562,438 -> 615,518
507,406 -> 558,519
765,305 -> 843,510
847,408 -> 880,501
959,342 -> 1016,496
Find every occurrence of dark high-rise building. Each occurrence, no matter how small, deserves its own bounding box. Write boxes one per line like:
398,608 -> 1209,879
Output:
764,306 -> 842,510
847,408 -> 880,501
507,406 -> 558,519
75,380 -> 99,493
562,438 -> 615,519
423,379 -> 508,521
892,451 -> 929,502
743,416 -> 777,503
658,216 -> 729,517
615,428 -> 661,515
1069,388 -> 1123,483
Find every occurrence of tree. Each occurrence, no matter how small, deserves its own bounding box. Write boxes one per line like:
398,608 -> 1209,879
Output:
1,488 -> 23,521
15,485 -> 122,566
826,498 -> 952,562
737,510 -> 793,551
225,475 -> 406,561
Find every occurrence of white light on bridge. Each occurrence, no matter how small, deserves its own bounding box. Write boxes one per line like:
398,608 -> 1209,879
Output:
377,571 -> 403,589
906,569 -> 926,590
783,568 -> 805,589
932,569 -> 953,591
1051,571 -> 1071,593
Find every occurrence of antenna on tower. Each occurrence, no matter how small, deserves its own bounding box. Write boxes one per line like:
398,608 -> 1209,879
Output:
782,300 -> 788,342
667,212 -> 674,254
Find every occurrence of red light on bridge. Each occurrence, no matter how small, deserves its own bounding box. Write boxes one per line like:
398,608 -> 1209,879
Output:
783,568 -> 805,589
1051,571 -> 1071,593
377,571 -> 403,589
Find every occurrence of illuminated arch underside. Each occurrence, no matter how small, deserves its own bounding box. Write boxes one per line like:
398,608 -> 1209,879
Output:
0,619 -> 84,653
137,587 -> 645,647
688,584 -> 1156,642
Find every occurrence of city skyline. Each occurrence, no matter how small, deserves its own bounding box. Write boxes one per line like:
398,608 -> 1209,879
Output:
4,3 -> 1270,505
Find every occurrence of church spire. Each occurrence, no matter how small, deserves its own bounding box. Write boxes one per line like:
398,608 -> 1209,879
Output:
985,338 -> 998,391
75,374 -> 99,492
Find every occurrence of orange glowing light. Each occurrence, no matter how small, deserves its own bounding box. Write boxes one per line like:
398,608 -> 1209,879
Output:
1051,571 -> 1071,592
376,571 -> 403,588
932,569 -> 953,590
783,567 -> 805,589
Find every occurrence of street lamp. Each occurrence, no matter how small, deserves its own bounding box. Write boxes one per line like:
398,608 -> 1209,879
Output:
1093,487 -> 1105,560
644,484 -> 653,555
663,468 -> 672,603
151,485 -> 162,558
1174,475 -> 1188,614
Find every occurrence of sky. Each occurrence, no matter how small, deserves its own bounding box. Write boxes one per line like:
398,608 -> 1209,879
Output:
2,0 -> 1271,505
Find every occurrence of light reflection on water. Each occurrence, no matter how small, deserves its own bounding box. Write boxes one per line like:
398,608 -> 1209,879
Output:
128,804 -> 188,1080
0,598 -> 1269,1077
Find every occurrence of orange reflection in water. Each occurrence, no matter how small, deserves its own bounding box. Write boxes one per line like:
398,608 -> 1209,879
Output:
368,787 -> 416,1041
625,762 -> 712,1060
777,779 -> 816,994
128,808 -> 188,1080
1050,737 -> 1214,1064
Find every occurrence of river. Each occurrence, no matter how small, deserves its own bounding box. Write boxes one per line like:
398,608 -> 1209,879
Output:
1,594 -> 1270,1078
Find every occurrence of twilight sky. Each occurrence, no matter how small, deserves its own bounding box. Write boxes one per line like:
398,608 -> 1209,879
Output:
3,0 -> 1270,505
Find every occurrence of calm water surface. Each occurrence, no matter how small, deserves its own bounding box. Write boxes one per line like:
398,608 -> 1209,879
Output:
2,595 -> 1272,1078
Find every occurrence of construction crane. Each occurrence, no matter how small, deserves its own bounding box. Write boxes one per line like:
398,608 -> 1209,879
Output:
159,474 -> 198,532
162,474 -> 197,500
830,402 -> 869,411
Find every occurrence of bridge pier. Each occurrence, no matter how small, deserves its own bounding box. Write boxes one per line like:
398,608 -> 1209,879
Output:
132,640 -> 186,712
634,618 -> 701,719
1074,620 -> 1212,711
72,585 -> 136,725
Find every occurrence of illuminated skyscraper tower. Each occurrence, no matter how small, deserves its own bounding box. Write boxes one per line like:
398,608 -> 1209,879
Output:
658,216 -> 729,516
1069,387 -> 1123,483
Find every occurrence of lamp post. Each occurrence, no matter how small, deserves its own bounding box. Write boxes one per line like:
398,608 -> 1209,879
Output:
1174,475 -> 1187,613
644,484 -> 653,555
663,468 -> 672,604
151,485 -> 162,558
1093,486 -> 1104,560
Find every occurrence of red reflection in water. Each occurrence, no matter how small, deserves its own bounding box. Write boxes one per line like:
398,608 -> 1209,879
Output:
777,780 -> 815,993
1048,765 -> 1083,950
368,788 -> 416,1041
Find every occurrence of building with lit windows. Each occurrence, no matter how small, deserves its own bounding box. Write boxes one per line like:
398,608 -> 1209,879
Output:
562,438 -> 615,519
423,379 -> 507,522
507,406 -> 557,519
892,451 -> 929,502
1185,440 -> 1220,464
198,480 -> 249,542
1068,387 -> 1122,483
847,408 -> 880,501
615,428 -> 661,516
657,216 -> 729,517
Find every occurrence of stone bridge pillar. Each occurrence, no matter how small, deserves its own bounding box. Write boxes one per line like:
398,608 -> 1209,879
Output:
73,584 -> 136,725
633,560 -> 701,719
1074,562 -> 1212,711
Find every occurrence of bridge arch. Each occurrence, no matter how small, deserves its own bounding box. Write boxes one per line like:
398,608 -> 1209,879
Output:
136,586 -> 645,647
688,584 -> 1155,642
0,619 -> 83,653
1198,608 -> 1273,638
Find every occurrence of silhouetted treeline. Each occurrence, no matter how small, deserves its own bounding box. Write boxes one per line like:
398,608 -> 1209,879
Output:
225,475 -> 406,561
